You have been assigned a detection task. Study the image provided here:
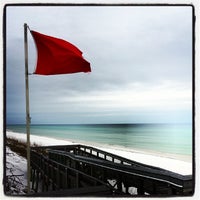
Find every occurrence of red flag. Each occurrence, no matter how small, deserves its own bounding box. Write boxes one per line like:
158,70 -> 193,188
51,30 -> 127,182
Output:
31,30 -> 91,75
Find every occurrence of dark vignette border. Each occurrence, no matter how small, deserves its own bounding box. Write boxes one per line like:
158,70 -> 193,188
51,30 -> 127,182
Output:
2,2 -> 196,197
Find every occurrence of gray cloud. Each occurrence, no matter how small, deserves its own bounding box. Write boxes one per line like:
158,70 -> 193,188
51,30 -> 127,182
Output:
6,5 -> 193,124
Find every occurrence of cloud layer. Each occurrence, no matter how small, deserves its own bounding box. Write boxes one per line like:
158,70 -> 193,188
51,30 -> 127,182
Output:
6,5 -> 193,124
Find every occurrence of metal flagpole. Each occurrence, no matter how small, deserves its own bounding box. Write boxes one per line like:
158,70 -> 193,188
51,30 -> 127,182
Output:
24,23 -> 31,193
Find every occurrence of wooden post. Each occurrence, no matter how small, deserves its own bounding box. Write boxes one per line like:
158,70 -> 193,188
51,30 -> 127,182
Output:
138,180 -> 144,195
64,168 -> 68,189
117,175 -> 122,192
31,169 -> 35,190
35,171 -> 39,192
76,172 -> 79,188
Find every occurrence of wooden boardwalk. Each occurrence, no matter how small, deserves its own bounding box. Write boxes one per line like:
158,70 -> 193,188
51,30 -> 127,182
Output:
30,144 -> 193,196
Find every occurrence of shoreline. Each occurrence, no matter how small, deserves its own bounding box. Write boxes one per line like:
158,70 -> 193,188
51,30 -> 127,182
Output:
6,130 -> 192,176
6,130 -> 192,162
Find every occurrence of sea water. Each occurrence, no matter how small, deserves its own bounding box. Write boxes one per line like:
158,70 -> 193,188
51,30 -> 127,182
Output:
6,124 -> 192,156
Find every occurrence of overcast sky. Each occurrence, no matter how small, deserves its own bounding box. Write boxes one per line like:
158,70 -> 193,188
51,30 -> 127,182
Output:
6,5 -> 193,124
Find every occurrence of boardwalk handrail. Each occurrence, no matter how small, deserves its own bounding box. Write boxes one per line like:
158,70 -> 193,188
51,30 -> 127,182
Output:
32,144 -> 168,171
30,149 -> 124,195
31,144 -> 193,195
32,144 -> 192,177
33,144 -> 143,166
48,149 -> 192,189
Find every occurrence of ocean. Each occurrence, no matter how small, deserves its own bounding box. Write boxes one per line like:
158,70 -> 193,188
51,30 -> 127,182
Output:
6,124 -> 192,156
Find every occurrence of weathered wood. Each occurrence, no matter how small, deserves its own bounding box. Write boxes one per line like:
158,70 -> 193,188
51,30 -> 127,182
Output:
30,145 -> 193,196
138,180 -> 144,195
117,175 -> 122,191
35,171 -> 39,192
76,172 -> 79,188
31,169 -> 35,190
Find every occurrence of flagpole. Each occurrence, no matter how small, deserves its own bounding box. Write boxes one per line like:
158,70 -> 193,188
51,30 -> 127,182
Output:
24,23 -> 31,193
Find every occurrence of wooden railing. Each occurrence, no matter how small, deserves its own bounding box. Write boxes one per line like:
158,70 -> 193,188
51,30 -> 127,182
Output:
30,144 -> 193,196
30,149 -> 122,196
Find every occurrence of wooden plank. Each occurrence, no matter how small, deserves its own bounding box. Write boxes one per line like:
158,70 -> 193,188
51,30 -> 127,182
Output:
76,172 -> 79,188
35,171 -> 39,192
31,169 -> 35,190
138,180 -> 144,195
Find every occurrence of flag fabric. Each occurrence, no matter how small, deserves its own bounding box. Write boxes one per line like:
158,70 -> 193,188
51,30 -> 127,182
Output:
30,30 -> 91,75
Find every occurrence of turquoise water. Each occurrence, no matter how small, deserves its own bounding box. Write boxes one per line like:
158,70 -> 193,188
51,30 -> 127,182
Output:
6,124 -> 192,156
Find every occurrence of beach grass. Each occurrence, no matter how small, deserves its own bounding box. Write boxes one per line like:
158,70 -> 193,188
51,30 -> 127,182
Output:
6,137 -> 44,159
6,137 -> 29,158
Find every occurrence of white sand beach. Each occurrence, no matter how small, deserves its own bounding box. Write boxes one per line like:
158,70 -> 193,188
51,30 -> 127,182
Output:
6,131 -> 192,176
